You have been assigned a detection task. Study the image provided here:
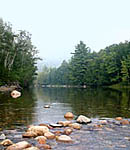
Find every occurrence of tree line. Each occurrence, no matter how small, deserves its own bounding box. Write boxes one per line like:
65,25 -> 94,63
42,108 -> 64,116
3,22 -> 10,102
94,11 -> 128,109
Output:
0,19 -> 40,87
37,41 -> 130,86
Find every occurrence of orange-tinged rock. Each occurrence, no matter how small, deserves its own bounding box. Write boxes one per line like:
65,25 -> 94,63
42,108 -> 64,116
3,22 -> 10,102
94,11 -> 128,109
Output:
0,139 -> 13,146
22,131 -> 37,138
120,120 -> 129,125
100,120 -> 108,125
64,112 -> 74,119
35,136 -> 47,141
69,123 -> 81,130
38,144 -> 51,149
53,131 -> 63,136
44,132 -> 55,139
64,128 -> 73,135
6,141 -> 31,150
115,117 -> 123,121
28,126 -> 49,136
58,121 -> 72,127
38,138 -> 46,144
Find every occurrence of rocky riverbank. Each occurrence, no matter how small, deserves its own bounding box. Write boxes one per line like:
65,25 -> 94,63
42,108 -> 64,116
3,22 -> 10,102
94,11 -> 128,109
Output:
0,113 -> 130,150
0,84 -> 22,92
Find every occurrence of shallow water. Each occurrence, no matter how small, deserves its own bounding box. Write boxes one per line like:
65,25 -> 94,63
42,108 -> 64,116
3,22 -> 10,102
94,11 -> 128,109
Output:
0,87 -> 130,129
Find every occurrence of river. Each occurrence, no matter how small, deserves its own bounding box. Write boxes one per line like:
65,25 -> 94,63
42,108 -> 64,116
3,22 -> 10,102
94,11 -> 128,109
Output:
0,87 -> 130,129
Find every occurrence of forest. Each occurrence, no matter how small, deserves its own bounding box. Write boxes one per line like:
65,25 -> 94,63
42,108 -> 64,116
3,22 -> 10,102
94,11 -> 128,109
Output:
0,19 -> 130,88
37,41 -> 130,86
0,19 -> 40,87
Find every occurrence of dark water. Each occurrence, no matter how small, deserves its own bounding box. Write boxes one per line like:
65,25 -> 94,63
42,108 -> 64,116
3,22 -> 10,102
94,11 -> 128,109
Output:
0,87 -> 130,129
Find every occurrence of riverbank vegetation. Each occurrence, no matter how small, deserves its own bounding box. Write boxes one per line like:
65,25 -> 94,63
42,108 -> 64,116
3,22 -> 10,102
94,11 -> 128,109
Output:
0,19 -> 40,88
37,41 -> 130,86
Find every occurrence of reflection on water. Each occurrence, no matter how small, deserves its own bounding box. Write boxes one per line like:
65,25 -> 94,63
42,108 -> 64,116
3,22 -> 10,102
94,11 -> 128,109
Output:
0,87 -> 130,129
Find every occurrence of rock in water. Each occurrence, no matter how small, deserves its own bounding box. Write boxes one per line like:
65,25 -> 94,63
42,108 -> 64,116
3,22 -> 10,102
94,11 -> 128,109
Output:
0,139 -> 13,146
11,90 -> 21,98
64,112 -> 74,119
6,141 -> 31,150
64,128 -> 73,135
0,134 -> 6,140
76,115 -> 91,124
58,121 -> 72,127
57,135 -> 73,143
69,123 -> 81,130
44,105 -> 50,108
27,126 -> 49,136
22,131 -> 38,138
49,123 -> 63,128
44,132 -> 55,139
115,117 -> 123,121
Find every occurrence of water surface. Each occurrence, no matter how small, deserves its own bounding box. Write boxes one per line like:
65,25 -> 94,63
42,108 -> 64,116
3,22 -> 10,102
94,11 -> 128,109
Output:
0,87 -> 130,129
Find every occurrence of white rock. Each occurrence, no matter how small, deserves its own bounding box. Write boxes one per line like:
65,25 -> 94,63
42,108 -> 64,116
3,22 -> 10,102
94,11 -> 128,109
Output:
0,134 -> 6,140
57,135 -> 72,142
76,115 -> 91,124
50,123 -> 63,128
11,90 -> 21,98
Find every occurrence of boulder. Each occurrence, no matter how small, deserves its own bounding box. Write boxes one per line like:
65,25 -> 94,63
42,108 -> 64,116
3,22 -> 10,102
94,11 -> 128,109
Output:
35,136 -> 47,141
64,128 -> 73,135
22,131 -> 37,138
0,139 -> 13,146
11,90 -> 21,98
0,134 -> 6,140
35,136 -> 47,144
100,120 -> 108,125
76,115 -> 91,124
120,120 -> 129,125
28,126 -> 49,136
69,123 -> 81,130
64,112 -> 74,119
56,135 -> 72,143
44,132 -> 55,139
6,141 -> 31,150
115,117 -> 123,121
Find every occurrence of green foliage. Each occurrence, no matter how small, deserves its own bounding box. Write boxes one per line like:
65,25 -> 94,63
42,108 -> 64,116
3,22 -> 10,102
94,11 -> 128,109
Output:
37,41 -> 130,86
0,19 -> 40,87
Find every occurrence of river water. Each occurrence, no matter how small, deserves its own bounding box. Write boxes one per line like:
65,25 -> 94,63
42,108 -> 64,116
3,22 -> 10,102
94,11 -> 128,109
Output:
0,87 -> 130,129
0,87 -> 130,150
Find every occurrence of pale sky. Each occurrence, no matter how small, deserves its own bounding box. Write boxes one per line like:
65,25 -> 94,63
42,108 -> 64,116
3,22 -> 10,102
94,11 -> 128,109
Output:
1,0 -> 130,66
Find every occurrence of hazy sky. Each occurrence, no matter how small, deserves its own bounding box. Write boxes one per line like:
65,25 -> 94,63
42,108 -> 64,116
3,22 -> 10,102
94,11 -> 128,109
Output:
1,0 -> 130,66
